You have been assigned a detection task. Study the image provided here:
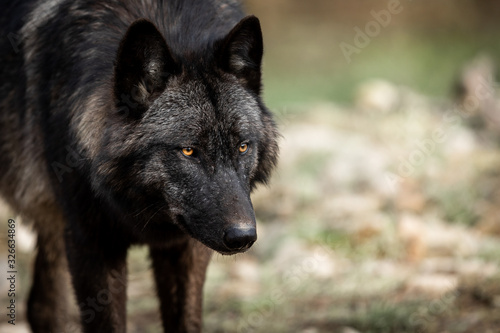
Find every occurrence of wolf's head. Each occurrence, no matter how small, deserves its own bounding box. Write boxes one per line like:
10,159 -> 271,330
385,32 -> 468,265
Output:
93,16 -> 278,254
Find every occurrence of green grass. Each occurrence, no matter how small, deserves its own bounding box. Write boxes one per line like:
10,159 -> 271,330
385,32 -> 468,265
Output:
262,30 -> 500,109
427,182 -> 480,226
346,300 -> 425,333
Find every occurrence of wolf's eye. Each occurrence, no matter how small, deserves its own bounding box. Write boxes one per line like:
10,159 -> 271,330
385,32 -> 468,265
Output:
182,147 -> 194,157
239,143 -> 249,154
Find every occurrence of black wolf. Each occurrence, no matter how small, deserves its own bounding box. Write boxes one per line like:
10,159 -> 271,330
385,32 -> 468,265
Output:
0,0 -> 279,332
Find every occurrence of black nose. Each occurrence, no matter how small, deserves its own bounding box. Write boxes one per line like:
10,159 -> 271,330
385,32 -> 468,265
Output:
223,226 -> 257,251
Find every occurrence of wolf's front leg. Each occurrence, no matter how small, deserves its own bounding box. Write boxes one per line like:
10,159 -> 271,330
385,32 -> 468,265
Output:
150,238 -> 212,333
65,227 -> 129,333
28,216 -> 74,333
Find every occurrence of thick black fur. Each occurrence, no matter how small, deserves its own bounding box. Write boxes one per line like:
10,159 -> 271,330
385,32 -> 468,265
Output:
0,0 -> 279,332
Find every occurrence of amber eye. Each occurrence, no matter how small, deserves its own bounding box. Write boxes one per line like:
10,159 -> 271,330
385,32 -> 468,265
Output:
182,147 -> 194,157
239,143 -> 249,154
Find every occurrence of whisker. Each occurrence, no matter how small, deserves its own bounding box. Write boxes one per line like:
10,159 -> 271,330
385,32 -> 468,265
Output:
140,204 -> 166,233
131,203 -> 158,230
132,202 -> 157,218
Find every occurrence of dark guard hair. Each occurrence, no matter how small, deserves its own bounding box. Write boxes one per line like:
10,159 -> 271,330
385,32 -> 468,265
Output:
0,0 -> 279,331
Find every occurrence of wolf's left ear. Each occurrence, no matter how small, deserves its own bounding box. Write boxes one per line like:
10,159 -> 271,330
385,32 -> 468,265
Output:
114,19 -> 180,118
217,16 -> 263,95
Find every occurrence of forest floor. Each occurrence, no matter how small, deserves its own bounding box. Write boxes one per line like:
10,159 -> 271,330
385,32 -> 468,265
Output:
2,81 -> 500,332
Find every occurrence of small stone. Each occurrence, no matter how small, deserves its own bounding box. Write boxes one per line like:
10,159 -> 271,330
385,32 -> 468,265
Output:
340,327 -> 362,333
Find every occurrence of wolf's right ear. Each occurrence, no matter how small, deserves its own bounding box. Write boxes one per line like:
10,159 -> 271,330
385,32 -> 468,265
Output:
114,19 -> 180,118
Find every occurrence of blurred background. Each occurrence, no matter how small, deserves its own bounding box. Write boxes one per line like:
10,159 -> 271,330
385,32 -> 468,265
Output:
3,1 -> 500,332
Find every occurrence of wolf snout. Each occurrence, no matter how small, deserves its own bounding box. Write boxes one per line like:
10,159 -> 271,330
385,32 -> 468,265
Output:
223,226 -> 257,251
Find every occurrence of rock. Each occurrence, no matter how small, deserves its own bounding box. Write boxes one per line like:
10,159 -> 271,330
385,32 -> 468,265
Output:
321,138 -> 390,194
398,214 -> 480,261
301,328 -> 319,333
359,259 -> 411,280
442,127 -> 478,158
321,193 -> 383,222
425,221 -> 478,257
17,222 -> 36,252
476,204 -> 500,236
398,214 -> 427,262
405,274 -> 459,296
340,327 -> 362,333
455,259 -> 498,277
395,178 -> 427,213
352,212 -> 392,243
229,259 -> 260,283
419,257 -> 457,274
356,79 -> 400,114
419,257 -> 498,278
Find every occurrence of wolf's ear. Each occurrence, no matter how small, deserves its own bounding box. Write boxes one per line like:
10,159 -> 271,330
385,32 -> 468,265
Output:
217,16 -> 263,95
114,19 -> 179,118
